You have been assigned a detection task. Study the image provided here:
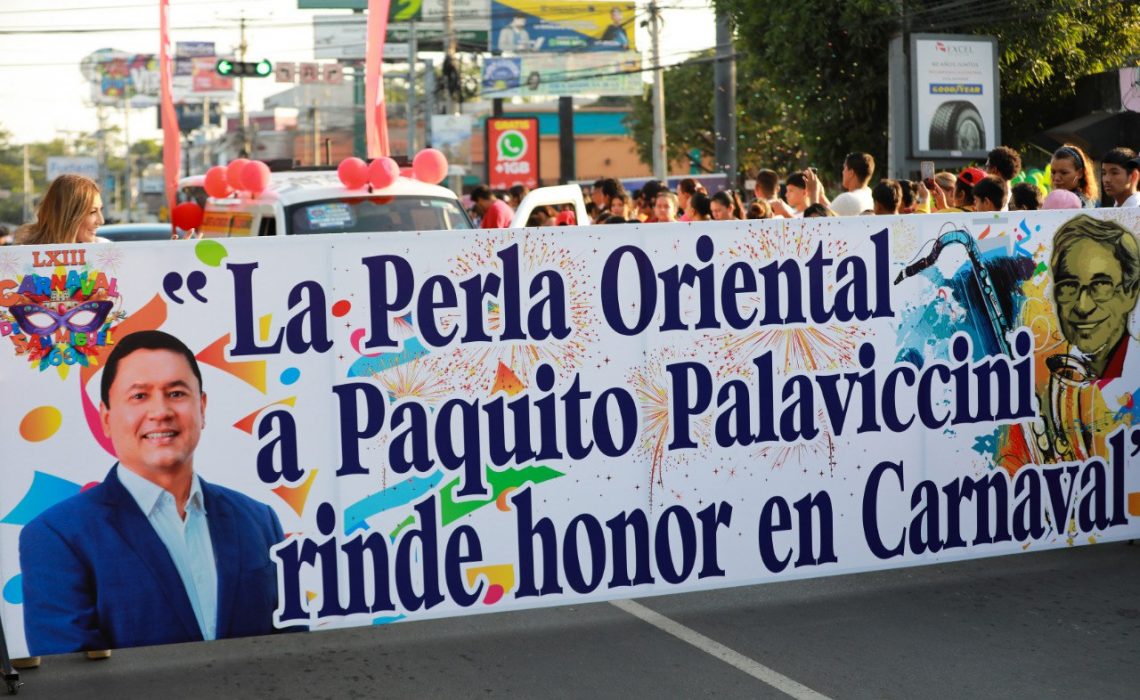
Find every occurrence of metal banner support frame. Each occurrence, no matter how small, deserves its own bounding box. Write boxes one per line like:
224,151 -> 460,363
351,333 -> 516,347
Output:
0,614 -> 22,694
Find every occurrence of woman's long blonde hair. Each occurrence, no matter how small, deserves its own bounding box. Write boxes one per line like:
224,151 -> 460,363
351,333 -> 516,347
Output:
15,174 -> 100,245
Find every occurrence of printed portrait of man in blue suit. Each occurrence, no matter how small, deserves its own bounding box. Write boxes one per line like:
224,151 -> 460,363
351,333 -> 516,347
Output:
19,330 -> 287,654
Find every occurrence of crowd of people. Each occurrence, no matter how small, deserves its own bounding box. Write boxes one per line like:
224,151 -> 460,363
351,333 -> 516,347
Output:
464,143 -> 1140,229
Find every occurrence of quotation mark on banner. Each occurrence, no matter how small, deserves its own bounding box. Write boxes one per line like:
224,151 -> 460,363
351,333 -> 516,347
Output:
163,270 -> 208,304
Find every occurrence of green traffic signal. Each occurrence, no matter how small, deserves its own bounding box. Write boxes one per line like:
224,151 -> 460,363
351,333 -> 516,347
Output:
215,59 -> 273,78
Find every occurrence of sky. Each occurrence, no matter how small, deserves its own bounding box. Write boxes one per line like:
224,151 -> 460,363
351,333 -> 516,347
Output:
0,0 -> 718,146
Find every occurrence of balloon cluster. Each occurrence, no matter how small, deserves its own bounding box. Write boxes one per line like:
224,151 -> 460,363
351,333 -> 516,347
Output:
203,159 -> 273,198
336,148 -> 449,190
1011,168 -> 1051,194
172,159 -> 273,233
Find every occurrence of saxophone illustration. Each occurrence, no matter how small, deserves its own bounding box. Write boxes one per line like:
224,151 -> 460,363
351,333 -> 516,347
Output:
894,228 -> 1085,465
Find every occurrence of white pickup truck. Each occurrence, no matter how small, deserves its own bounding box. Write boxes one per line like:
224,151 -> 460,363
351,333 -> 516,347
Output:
194,171 -> 588,237
509,184 -> 591,228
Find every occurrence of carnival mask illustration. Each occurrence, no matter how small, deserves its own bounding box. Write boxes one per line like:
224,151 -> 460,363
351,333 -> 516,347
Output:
10,300 -> 114,336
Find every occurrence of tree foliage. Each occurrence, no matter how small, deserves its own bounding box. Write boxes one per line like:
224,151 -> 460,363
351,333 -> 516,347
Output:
630,1 -> 1139,178
716,0 -> 898,176
0,124 -> 163,225
625,51 -> 806,179
915,0 -> 1140,156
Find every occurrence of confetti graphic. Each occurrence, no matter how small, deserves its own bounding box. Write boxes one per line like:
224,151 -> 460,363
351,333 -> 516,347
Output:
196,333 -> 268,392
272,469 -> 318,517
0,471 -> 83,526
343,472 -> 445,534
233,396 -> 298,434
438,464 -> 564,525
19,405 -> 62,442
465,564 -> 515,604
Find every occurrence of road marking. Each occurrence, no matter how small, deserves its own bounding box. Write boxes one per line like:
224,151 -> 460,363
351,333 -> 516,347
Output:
611,599 -> 833,700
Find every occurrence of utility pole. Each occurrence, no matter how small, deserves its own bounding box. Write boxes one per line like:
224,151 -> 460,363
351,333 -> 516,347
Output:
22,144 -> 32,223
202,95 -> 212,170
649,0 -> 667,181
237,13 -> 250,155
423,57 -> 436,147
311,104 -> 321,165
123,93 -> 133,223
443,0 -> 457,115
713,9 -> 736,185
407,21 -> 418,155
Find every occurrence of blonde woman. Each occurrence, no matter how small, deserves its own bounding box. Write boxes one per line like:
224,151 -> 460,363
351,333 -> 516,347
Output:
11,173 -> 111,670
16,174 -> 106,245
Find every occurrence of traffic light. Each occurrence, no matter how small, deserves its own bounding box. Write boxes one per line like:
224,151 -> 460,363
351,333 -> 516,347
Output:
216,59 -> 273,78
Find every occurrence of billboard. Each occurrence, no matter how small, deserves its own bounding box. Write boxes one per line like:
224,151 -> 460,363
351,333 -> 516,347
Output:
485,116 -> 540,189
80,49 -> 160,107
911,34 -> 1000,158
313,1 -> 489,59
298,0 -> 423,18
45,157 -> 99,182
430,114 -> 474,167
2,209 -> 1140,658
481,52 -> 641,98
490,0 -> 636,53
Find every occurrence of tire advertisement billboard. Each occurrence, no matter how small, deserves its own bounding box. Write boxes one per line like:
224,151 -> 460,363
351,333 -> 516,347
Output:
910,34 -> 1000,159
485,117 -> 540,190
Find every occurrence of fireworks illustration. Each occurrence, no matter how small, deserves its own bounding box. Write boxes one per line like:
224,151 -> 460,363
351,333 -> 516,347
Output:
372,357 -> 451,406
712,223 -> 866,376
439,232 -> 596,390
92,246 -> 126,274
628,348 -> 712,510
0,250 -> 21,279
754,408 -> 838,473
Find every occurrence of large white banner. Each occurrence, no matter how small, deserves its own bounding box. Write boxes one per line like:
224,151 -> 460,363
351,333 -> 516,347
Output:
911,34 -> 1000,157
2,209 -> 1139,657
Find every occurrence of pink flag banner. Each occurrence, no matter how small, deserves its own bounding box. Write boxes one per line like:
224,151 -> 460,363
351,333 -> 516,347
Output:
365,0 -> 392,158
159,0 -> 180,230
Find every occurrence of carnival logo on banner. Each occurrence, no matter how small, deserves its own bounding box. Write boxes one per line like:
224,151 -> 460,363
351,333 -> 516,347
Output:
0,247 -> 124,372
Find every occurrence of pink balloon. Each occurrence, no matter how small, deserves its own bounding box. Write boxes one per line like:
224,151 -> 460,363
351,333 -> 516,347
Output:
412,148 -> 449,184
368,157 -> 400,190
204,166 -> 231,199
226,158 -> 250,190
242,160 -> 271,195
399,166 -> 414,179
337,157 -> 369,189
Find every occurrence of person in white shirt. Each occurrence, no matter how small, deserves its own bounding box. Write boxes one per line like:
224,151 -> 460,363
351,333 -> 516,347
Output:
807,152 -> 876,216
1100,148 -> 1140,208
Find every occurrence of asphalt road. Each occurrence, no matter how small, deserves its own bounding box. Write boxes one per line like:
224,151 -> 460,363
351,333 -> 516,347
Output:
7,542 -> 1138,699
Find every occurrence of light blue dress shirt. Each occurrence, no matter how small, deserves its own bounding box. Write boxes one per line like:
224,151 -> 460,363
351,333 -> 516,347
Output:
118,466 -> 219,641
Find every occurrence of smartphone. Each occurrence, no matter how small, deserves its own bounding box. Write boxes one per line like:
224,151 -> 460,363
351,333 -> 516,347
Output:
920,161 -> 935,187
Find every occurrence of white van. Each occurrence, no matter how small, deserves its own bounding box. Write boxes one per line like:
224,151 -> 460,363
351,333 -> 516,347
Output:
200,170 -> 474,237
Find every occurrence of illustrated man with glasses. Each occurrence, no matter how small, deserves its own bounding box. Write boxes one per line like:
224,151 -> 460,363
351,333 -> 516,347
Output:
1049,214 -> 1140,381
1023,214 -> 1140,463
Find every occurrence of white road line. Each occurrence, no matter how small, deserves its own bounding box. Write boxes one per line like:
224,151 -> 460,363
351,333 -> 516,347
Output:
611,599 -> 833,700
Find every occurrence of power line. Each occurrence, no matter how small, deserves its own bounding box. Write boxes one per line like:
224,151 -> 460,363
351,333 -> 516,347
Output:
0,0 -> 266,14
0,3 -> 669,34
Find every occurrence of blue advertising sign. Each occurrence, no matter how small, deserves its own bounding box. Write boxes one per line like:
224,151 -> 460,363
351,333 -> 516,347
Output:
490,0 -> 636,53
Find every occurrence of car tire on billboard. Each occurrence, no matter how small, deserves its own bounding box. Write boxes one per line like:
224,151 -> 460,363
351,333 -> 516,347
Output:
927,100 -> 985,152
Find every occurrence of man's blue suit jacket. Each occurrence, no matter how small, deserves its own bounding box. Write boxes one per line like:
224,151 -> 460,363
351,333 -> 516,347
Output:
19,466 -> 284,655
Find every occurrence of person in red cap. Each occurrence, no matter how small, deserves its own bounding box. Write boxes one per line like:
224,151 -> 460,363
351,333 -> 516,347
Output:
931,167 -> 985,212
554,209 -> 577,226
